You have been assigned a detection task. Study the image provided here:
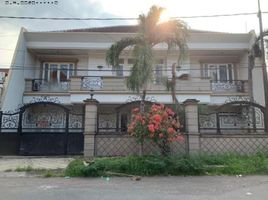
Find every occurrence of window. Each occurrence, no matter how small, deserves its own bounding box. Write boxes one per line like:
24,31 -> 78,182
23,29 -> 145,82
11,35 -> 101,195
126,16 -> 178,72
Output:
154,59 -> 165,85
127,58 -> 135,64
155,65 -> 163,85
112,59 -> 124,77
42,63 -> 74,83
202,64 -> 234,82
120,113 -> 128,132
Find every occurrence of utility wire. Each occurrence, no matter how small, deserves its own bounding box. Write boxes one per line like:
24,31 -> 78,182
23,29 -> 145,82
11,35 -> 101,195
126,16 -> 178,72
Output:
0,11 -> 268,20
0,65 -> 263,71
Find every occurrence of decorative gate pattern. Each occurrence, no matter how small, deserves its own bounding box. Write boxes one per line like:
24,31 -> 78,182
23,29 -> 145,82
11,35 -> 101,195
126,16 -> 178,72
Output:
0,102 -> 84,155
199,101 -> 265,133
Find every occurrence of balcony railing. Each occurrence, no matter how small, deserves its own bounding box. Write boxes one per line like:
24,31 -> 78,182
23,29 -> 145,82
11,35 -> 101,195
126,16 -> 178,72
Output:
25,77 -> 247,94
26,79 -> 70,92
211,80 -> 248,93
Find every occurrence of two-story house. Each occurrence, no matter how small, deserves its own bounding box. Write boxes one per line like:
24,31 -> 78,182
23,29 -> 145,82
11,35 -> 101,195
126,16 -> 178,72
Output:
0,25 -> 259,155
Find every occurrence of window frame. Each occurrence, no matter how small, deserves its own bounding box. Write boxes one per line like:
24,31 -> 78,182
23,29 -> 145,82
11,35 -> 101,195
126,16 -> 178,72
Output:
42,62 -> 75,83
202,63 -> 234,82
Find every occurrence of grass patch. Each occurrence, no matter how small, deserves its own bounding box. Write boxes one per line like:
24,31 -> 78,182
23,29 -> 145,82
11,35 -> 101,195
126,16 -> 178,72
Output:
15,165 -> 34,172
10,166 -> 64,177
65,154 -> 268,177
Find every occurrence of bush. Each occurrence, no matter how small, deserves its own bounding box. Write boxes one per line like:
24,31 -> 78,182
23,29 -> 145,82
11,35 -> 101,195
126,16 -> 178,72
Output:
167,156 -> 205,175
65,159 -> 86,177
128,104 -> 183,155
64,154 -> 268,177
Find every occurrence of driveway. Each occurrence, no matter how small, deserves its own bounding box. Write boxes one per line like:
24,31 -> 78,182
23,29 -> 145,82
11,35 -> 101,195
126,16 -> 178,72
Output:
0,175 -> 267,200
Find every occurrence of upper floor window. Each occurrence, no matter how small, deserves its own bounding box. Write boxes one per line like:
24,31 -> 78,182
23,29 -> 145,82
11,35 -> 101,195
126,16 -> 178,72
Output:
154,59 -> 165,85
42,62 -> 75,83
202,63 -> 233,82
112,59 -> 124,77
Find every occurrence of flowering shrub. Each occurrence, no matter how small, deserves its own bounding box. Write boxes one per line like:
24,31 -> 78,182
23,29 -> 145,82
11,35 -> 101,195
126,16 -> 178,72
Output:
128,104 -> 184,155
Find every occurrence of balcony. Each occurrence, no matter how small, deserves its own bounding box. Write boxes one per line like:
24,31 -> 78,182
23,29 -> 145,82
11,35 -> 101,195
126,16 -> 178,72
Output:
25,76 -> 232,94
69,76 -> 212,93
211,80 -> 248,93
25,79 -> 70,93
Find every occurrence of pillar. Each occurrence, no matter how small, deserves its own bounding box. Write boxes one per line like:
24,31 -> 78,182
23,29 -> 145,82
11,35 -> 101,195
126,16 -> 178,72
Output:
83,98 -> 99,157
183,99 -> 200,155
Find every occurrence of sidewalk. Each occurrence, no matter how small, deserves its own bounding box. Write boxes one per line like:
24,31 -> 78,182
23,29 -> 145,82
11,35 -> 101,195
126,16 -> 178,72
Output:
0,157 -> 74,171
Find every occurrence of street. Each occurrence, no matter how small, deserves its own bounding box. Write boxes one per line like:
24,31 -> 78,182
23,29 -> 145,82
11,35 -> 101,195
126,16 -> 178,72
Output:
1,175 -> 268,200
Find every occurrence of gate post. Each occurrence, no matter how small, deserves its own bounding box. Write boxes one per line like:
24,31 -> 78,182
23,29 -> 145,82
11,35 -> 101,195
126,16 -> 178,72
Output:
183,99 -> 200,155
83,98 -> 99,157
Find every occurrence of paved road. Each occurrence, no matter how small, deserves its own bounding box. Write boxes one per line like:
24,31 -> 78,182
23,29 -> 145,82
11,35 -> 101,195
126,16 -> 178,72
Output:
1,175 -> 268,200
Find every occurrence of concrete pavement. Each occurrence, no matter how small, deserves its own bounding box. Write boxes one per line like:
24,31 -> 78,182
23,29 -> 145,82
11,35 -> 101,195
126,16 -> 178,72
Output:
0,157 -> 74,171
0,176 -> 268,200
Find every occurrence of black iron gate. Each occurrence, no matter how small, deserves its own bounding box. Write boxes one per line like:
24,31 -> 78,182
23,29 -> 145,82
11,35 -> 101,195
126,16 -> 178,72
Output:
0,102 -> 84,155
198,101 -> 266,133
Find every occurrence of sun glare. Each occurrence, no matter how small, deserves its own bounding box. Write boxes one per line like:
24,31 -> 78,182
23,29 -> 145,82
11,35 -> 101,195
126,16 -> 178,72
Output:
159,9 -> 171,23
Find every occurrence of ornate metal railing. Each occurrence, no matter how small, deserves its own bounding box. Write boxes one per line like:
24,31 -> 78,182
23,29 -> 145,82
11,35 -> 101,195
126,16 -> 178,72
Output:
211,80 -> 248,93
27,79 -> 70,92
199,109 -> 265,133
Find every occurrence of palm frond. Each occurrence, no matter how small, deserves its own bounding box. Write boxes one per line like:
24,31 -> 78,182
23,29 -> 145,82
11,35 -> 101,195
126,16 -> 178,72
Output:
127,43 -> 154,93
106,37 -> 142,67
151,19 -> 188,63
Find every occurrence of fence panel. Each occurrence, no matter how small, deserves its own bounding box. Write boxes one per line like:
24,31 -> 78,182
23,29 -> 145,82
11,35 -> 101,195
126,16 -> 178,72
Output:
200,134 -> 268,155
95,133 -> 188,157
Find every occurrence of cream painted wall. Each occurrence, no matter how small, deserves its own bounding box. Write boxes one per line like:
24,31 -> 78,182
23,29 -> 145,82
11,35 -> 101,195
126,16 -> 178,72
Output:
76,56 -> 88,76
236,53 -> 248,80
252,57 -> 265,106
24,50 -> 37,79
1,28 -> 28,111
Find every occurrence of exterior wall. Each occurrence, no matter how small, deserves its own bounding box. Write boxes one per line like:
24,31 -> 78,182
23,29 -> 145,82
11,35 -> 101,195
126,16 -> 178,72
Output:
252,57 -> 265,106
3,28 -> 256,112
236,53 -> 248,80
87,54 -> 113,76
76,56 -> 89,76
1,28 -> 28,111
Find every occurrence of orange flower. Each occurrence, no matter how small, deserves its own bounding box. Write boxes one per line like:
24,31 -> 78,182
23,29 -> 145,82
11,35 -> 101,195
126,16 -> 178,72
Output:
148,124 -> 155,133
153,114 -> 162,123
141,119 -> 145,125
135,114 -> 143,121
167,127 -> 175,134
175,135 -> 184,142
132,107 -> 140,114
166,108 -> 175,116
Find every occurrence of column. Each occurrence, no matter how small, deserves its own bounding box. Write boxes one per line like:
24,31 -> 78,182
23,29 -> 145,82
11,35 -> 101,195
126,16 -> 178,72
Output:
83,98 -> 99,157
183,99 -> 200,155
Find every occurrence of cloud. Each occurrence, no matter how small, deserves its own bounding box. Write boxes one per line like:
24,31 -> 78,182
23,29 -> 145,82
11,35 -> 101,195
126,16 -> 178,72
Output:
0,0 -> 129,32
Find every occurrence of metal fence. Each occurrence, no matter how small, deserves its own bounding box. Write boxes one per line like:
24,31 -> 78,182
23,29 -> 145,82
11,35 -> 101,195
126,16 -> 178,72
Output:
198,106 -> 265,134
94,133 -> 188,157
200,133 -> 268,155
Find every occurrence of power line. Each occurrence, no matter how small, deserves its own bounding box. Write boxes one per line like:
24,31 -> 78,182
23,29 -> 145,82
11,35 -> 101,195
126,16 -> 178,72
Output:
0,11 -> 268,20
0,65 -> 263,71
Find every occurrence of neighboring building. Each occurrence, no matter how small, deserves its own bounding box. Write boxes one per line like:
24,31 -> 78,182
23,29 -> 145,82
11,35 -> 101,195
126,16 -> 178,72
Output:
0,26 -> 262,155
0,68 -> 8,105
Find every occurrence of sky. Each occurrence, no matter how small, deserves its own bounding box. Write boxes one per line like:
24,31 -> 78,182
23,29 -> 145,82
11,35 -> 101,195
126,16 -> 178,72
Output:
0,0 -> 268,68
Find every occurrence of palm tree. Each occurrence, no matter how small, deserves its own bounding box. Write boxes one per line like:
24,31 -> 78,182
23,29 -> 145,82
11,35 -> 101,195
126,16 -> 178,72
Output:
106,5 -> 188,113
106,6 -> 188,155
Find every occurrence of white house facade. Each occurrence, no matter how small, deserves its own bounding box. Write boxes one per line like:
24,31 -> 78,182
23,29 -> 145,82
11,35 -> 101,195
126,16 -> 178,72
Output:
1,26 -> 266,156
1,26 -> 256,110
